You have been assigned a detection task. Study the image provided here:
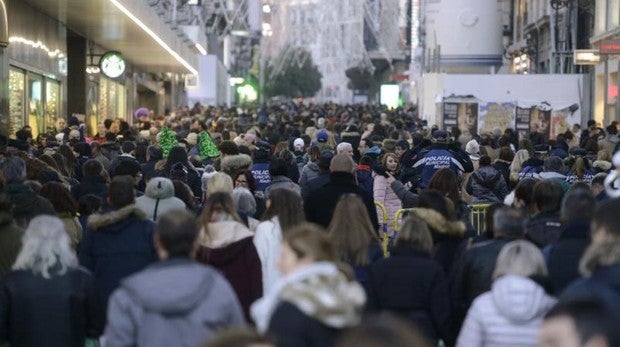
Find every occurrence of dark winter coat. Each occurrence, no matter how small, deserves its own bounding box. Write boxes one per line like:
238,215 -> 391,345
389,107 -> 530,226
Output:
301,173 -> 330,200
0,267 -> 104,347
304,172 -> 379,231
79,205 -> 157,306
104,258 -> 245,347
251,162 -> 271,193
493,160 -> 512,189
412,144 -> 474,189
562,243 -> 620,314
268,302 -> 340,347
0,209 -> 22,279
3,183 -> 55,229
367,246 -> 451,342
526,211 -> 562,248
355,165 -> 374,196
196,221 -> 263,322
546,221 -> 590,293
451,237 -> 514,335
465,165 -> 509,203
518,157 -> 544,180
409,208 -> 466,273
71,175 -> 108,201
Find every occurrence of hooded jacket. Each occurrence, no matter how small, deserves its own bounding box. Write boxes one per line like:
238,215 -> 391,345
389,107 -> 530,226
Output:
79,205 -> 157,305
136,177 -> 186,221
196,221 -> 262,322
252,262 -> 365,347
466,165 -> 509,203
103,258 -> 245,347
299,161 -> 320,189
456,276 -> 556,347
410,208 -> 466,272
221,154 -> 253,178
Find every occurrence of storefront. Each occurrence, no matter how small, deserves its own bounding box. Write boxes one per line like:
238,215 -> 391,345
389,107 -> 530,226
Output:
6,1 -> 67,138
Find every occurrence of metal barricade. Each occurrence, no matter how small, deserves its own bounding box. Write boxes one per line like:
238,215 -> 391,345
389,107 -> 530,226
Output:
468,204 -> 491,235
374,201 -> 389,257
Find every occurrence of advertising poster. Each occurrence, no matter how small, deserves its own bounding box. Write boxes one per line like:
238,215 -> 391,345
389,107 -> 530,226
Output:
550,108 -> 571,140
478,102 -> 516,134
530,108 -> 551,142
515,107 -> 532,138
442,102 -> 459,132
457,102 -> 478,135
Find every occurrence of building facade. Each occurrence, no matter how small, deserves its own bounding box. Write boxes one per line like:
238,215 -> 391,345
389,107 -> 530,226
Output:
591,0 -> 620,124
1,0 -> 202,137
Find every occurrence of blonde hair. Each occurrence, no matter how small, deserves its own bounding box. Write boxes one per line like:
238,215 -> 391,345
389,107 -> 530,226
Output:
207,172 -> 234,195
13,215 -> 77,279
395,214 -> 433,253
492,240 -> 547,280
284,223 -> 336,262
509,149 -> 530,181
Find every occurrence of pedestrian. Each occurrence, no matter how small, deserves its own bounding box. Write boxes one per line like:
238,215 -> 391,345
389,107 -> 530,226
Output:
0,215 -> 104,346
196,192 -> 262,322
456,240 -> 556,347
254,188 -> 305,294
328,194 -> 383,285
104,209 -> 245,347
366,215 -> 451,344
79,175 -> 158,306
251,223 -> 366,347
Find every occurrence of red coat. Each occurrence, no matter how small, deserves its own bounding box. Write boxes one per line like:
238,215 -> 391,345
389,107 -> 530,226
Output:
196,222 -> 263,322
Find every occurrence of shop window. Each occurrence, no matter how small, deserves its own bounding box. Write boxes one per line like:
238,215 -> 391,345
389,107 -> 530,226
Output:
28,75 -> 44,139
45,80 -> 60,136
8,69 -> 25,137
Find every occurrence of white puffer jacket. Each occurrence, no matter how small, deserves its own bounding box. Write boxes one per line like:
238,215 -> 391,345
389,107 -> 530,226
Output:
136,177 -> 186,221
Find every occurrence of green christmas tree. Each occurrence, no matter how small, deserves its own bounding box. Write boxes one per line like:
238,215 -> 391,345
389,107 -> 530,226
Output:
159,127 -> 178,158
200,131 -> 220,158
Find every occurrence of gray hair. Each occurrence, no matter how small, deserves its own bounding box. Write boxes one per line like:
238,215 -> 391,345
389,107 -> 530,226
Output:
493,240 -> 548,280
493,207 -> 525,238
336,142 -> 352,154
233,187 -> 257,216
13,215 -> 77,279
0,156 -> 27,184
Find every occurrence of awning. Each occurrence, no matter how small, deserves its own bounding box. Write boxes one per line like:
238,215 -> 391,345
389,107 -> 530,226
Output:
24,0 -> 198,74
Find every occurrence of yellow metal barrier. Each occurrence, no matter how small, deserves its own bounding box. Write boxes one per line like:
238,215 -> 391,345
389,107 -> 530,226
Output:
468,204 -> 491,236
392,208 -> 411,233
374,201 -> 389,257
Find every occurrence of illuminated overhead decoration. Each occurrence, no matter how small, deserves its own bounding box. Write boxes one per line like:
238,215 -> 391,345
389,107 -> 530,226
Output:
9,36 -> 65,58
109,0 -> 198,75
100,51 -> 126,78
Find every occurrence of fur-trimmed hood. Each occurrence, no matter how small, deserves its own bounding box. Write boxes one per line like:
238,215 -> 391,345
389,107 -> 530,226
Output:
408,207 -> 466,236
221,154 -> 253,175
198,221 -> 253,249
87,204 -> 147,231
580,241 -> 620,276
593,160 -> 612,172
251,262 -> 365,333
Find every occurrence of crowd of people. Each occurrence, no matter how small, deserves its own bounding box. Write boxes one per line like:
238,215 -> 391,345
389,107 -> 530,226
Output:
0,101 -> 619,347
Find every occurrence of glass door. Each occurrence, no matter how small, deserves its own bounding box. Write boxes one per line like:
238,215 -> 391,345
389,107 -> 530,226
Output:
8,68 -> 25,137
27,74 -> 44,139
45,80 -> 60,136
87,80 -> 99,137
